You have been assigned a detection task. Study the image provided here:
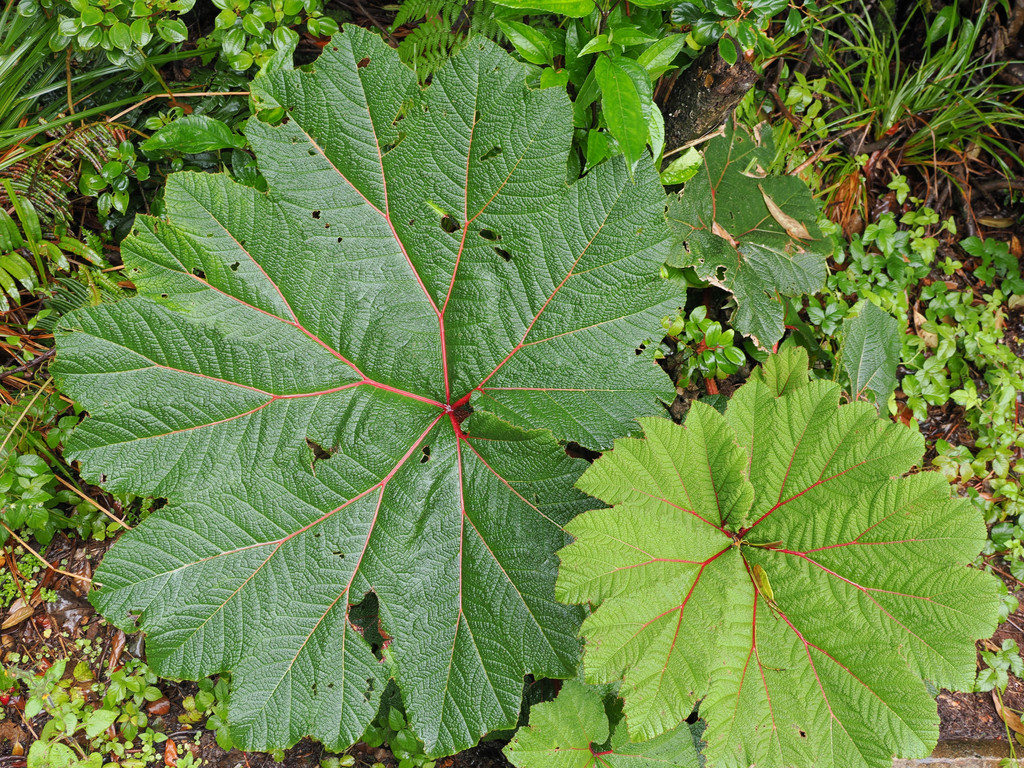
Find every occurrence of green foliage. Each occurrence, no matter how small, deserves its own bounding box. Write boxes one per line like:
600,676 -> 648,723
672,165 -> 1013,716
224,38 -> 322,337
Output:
47,0 -> 193,69
666,122 -> 829,349
661,305 -> 746,384
203,0 -> 339,71
55,28 -> 681,757
12,656 -> 168,766
504,680 -> 700,768
977,639 -> 1024,695
772,0 -> 1024,180
178,676 -> 234,750
362,692 -> 436,768
557,348 -> 1000,768
394,0 -> 501,81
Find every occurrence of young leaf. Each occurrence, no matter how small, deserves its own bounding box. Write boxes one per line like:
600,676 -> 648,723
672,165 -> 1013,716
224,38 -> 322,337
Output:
842,300 -> 901,411
55,28 -> 679,758
557,348 -> 1001,768
595,55 -> 648,170
504,681 -> 700,768
666,122 -> 829,349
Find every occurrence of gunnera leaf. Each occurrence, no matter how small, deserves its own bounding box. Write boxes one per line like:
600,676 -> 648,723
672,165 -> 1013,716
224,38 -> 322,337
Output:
53,28 -> 680,756
504,681 -> 701,768
665,123 -> 829,349
557,347 -> 1001,768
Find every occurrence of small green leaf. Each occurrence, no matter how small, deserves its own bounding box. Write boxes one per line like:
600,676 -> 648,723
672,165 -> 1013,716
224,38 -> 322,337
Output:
659,147 -> 702,185
109,20 -> 132,49
496,20 -> 553,66
79,5 -> 103,25
595,55 -> 647,169
156,17 -> 188,42
717,36 -> 737,65
85,708 -> 119,738
130,18 -> 152,45
636,33 -> 686,78
842,300 -> 901,411
577,33 -> 611,56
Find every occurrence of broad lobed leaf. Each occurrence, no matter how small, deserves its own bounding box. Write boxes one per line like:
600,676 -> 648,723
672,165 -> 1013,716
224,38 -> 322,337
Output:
54,28 -> 681,756
557,348 -> 1000,768
504,681 -> 701,768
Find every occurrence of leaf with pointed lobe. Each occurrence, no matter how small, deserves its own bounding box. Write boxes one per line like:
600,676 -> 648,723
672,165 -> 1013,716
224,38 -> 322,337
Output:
503,681 -> 700,768
54,27 -> 681,758
557,349 -> 1001,768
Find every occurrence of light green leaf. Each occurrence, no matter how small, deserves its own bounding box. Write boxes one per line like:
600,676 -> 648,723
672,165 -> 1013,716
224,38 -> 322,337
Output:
85,708 -> 119,738
558,353 -> 1001,768
842,300 -> 901,411
504,681 -> 700,768
636,34 -> 687,79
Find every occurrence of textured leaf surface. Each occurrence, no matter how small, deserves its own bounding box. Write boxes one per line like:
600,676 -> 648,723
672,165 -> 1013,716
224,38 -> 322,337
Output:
665,123 -> 828,348
843,300 -> 901,411
504,681 -> 700,768
557,349 -> 1000,768
54,29 -> 679,756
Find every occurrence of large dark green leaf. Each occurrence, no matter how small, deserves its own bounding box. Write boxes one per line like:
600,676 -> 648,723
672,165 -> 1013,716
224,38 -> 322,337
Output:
54,28 -> 679,756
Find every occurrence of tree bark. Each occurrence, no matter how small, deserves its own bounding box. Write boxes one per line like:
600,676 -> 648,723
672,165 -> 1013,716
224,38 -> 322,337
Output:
661,38 -> 757,151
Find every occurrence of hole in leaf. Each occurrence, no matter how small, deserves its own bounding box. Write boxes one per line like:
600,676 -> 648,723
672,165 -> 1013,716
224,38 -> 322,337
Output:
349,592 -> 387,660
420,445 -> 431,463
312,683 -> 318,696
363,678 -> 374,701
479,229 -> 499,241
100,474 -> 108,483
308,149 -> 316,156
312,210 -> 321,219
635,343 -> 646,356
408,219 -> 415,226
192,268 -> 206,279
230,262 -> 240,271
324,222 -> 330,228
799,730 -> 807,739
306,438 -> 337,466
481,146 -> 502,161
337,237 -> 343,243
333,550 -> 346,558
685,710 -> 699,725
441,216 -> 460,234
716,266 -> 727,281
357,57 -> 370,68
160,293 -> 168,299
565,442 -> 601,462
495,247 -> 512,261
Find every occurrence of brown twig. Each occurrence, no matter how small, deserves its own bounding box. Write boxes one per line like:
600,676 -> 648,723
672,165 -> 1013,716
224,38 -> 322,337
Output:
54,476 -> 131,530
106,91 -> 250,123
0,521 -> 91,584
0,348 -> 55,383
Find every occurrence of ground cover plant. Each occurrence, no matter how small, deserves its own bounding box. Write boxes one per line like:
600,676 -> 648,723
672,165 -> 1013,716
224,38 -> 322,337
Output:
52,26 -> 683,757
